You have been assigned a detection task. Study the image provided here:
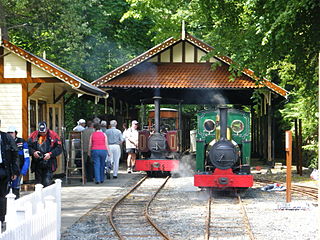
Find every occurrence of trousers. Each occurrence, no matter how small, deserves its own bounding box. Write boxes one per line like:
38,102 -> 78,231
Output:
109,145 -> 121,177
91,150 -> 107,183
0,171 -> 9,222
35,168 -> 53,187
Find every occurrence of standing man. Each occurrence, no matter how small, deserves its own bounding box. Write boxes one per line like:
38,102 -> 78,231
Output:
123,120 -> 139,173
0,121 -> 19,224
81,121 -> 95,182
73,119 -> 86,132
28,121 -> 62,187
105,120 -> 124,179
7,126 -> 30,199
100,121 -> 108,134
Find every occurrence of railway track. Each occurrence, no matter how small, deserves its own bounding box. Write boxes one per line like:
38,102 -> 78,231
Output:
205,191 -> 255,240
109,175 -> 171,240
255,179 -> 318,200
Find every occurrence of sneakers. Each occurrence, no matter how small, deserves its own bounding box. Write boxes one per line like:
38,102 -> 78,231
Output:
127,167 -> 132,173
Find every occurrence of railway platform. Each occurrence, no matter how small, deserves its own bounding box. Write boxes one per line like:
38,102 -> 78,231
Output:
60,164 -> 143,233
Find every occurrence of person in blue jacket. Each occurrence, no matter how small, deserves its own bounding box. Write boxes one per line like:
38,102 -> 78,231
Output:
7,126 -> 30,199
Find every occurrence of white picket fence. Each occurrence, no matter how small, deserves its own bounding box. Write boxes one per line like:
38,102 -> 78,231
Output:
0,179 -> 62,240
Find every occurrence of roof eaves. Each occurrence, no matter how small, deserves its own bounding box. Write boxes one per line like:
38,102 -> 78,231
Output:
185,33 -> 288,98
92,37 -> 180,87
1,40 -> 105,97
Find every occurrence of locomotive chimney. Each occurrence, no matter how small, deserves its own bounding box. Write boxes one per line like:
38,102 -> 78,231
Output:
219,106 -> 228,140
153,88 -> 161,133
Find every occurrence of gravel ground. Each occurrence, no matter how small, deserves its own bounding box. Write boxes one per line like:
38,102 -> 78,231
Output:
61,172 -> 318,240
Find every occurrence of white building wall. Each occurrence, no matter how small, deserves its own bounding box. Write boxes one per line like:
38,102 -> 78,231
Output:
0,84 -> 23,133
31,64 -> 52,78
172,43 -> 182,62
3,49 -> 27,78
185,42 -> 195,63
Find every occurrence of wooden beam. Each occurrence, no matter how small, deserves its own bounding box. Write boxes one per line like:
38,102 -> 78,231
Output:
0,47 -> 3,80
54,90 -> 67,104
182,41 -> 186,63
64,93 -> 76,105
267,104 -> 272,165
0,77 -> 60,83
194,45 -> 198,63
0,51 -> 11,59
26,62 -> 31,81
22,82 -> 28,140
28,83 -> 42,97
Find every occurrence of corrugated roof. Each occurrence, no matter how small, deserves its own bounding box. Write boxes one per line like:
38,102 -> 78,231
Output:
103,62 -> 262,89
1,40 -> 106,97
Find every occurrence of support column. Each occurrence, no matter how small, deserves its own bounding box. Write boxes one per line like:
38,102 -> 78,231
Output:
104,97 -> 108,114
178,101 -> 183,152
0,47 -> 4,80
153,96 -> 161,133
140,101 -> 145,129
22,82 -> 28,140
267,104 -> 273,166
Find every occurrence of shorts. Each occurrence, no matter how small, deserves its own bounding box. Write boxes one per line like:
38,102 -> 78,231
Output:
126,148 -> 137,154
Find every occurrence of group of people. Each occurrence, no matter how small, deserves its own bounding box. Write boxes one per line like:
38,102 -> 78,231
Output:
73,118 -> 139,184
0,117 -> 140,223
0,120 -> 62,224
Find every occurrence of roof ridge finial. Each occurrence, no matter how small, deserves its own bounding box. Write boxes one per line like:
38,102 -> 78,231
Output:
182,20 -> 185,40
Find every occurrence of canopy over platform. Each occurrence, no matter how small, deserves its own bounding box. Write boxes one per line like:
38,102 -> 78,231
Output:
93,33 -> 287,105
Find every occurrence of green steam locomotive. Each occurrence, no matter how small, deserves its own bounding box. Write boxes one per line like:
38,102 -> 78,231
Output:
194,107 -> 253,188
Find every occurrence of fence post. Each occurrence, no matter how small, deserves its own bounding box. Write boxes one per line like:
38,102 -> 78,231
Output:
24,202 -> 32,240
285,130 -> 292,203
55,179 -> 62,240
45,196 -> 57,240
35,184 -> 44,214
5,189 -> 17,230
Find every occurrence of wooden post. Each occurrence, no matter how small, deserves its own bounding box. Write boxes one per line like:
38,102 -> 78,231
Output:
267,104 -> 272,166
294,119 -> 299,174
298,119 -> 303,176
318,52 -> 320,226
285,130 -> 292,203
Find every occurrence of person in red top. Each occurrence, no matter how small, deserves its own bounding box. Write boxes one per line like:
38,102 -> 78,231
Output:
28,121 -> 62,187
88,123 -> 109,184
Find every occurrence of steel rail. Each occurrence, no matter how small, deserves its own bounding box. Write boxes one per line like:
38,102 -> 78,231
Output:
144,176 -> 172,240
205,190 -> 255,240
237,194 -> 255,240
109,175 -> 148,240
204,196 -> 212,240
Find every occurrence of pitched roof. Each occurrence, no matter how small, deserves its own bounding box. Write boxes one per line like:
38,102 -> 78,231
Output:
1,39 -> 106,97
93,33 -> 288,98
104,62 -> 261,89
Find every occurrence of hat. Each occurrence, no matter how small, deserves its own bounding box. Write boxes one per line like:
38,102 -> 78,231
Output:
38,121 -> 47,133
132,120 -> 138,125
101,120 -> 107,126
7,126 -> 17,133
78,119 -> 86,124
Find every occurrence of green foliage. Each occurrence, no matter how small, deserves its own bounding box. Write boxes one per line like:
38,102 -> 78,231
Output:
1,0 -> 154,129
122,0 -> 320,167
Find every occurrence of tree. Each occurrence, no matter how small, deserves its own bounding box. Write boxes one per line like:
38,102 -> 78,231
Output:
1,0 -> 154,129
122,0 -> 320,166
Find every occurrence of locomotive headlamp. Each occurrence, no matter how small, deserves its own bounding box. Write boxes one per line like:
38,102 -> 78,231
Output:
204,119 -> 216,132
231,120 -> 244,134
